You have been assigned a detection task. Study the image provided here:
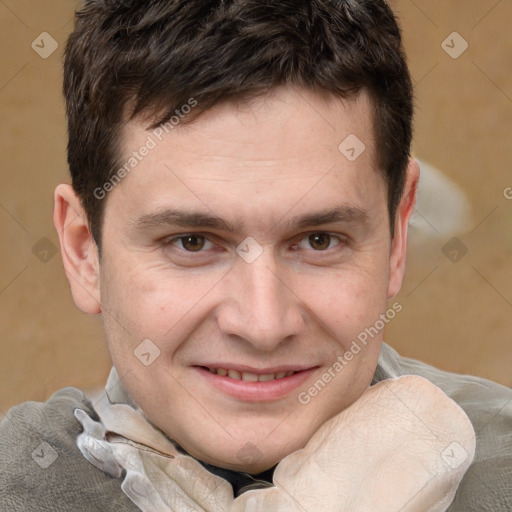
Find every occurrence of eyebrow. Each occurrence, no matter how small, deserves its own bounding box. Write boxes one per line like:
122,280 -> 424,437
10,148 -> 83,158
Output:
131,205 -> 369,233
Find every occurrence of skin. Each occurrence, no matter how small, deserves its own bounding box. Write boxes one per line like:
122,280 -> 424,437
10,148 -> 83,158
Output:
54,87 -> 419,474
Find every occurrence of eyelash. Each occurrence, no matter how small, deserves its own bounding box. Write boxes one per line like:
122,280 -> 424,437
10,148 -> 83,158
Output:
163,234 -> 216,252
161,232 -> 349,255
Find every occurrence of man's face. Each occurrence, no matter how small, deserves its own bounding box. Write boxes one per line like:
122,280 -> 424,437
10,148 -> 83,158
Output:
96,88 -> 407,473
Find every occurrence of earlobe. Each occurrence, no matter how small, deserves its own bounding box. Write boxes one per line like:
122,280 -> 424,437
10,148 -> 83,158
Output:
53,184 -> 102,314
387,158 -> 420,298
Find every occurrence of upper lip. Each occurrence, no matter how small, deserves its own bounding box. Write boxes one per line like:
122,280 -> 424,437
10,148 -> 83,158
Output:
195,364 -> 316,375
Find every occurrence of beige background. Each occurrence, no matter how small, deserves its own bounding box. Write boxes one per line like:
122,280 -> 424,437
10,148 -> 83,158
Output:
0,0 -> 511,413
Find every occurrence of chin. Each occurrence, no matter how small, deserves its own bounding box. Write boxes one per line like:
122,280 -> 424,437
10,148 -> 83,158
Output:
217,456 -> 279,475
201,440 -> 303,475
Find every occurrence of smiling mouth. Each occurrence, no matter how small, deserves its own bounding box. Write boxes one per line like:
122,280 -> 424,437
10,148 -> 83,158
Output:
202,367 -> 296,382
196,365 -> 317,401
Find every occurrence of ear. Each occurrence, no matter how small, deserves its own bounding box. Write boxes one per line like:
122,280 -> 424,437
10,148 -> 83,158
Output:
53,184 -> 101,314
387,158 -> 420,298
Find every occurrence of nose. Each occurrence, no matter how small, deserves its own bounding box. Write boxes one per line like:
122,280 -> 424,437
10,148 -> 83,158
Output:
216,254 -> 305,351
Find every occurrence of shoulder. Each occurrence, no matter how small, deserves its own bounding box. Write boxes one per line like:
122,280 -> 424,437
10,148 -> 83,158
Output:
376,343 -> 512,511
0,387 -> 139,512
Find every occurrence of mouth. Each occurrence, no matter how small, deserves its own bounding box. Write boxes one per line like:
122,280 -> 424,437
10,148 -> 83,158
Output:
204,367 -> 296,382
194,365 -> 318,402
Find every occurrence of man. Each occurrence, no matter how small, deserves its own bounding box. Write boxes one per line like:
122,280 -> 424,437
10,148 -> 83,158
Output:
1,0 -> 510,510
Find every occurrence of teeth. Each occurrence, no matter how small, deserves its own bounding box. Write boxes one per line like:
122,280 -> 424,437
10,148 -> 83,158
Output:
242,372 -> 259,382
258,373 -> 276,382
207,368 -> 296,381
228,370 -> 241,380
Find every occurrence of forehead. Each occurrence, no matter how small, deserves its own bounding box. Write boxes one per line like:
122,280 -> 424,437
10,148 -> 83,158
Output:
121,87 -> 376,167
106,87 -> 384,233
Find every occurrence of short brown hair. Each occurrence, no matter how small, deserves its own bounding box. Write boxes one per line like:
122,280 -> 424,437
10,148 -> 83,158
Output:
64,0 -> 413,249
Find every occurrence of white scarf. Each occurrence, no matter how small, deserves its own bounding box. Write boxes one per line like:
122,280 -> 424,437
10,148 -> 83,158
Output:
75,370 -> 475,512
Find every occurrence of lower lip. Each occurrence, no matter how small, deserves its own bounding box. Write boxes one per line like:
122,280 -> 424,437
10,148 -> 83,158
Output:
194,367 -> 317,402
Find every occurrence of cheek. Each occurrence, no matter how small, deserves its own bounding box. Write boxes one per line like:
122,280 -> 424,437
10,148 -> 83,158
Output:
298,259 -> 390,333
101,260 -> 222,346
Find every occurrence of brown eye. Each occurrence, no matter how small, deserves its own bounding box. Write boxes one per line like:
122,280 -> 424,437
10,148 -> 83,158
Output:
308,233 -> 332,250
180,235 -> 206,252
